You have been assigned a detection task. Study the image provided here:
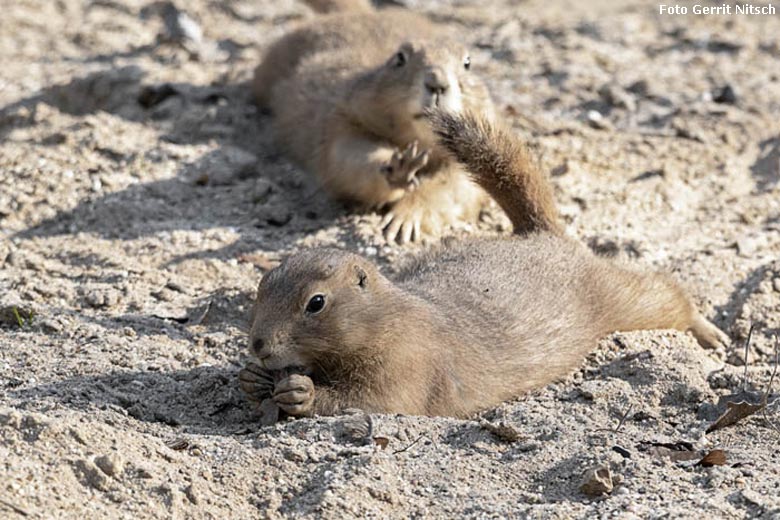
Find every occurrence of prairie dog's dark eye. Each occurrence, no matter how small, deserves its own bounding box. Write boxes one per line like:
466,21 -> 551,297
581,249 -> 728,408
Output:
463,56 -> 471,70
394,51 -> 407,67
305,294 -> 326,314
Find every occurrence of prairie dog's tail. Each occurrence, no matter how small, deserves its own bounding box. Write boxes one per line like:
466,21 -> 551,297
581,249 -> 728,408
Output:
429,110 -> 562,235
302,0 -> 373,13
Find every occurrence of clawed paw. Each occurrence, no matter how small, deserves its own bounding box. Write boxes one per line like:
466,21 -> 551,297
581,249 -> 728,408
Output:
381,141 -> 429,190
238,362 -> 274,403
273,373 -> 315,416
380,209 -> 425,244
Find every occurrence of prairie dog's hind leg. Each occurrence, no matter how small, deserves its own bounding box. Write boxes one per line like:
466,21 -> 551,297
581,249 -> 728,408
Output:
593,263 -> 731,349
689,312 -> 731,350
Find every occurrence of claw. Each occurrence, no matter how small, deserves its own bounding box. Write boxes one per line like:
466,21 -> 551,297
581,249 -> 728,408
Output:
400,221 -> 414,244
380,212 -> 395,229
384,216 -> 403,243
381,142 -> 430,189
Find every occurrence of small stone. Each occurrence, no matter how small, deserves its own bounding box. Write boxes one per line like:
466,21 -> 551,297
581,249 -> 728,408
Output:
740,488 -> 763,506
160,2 -> 202,44
74,459 -> 111,491
586,110 -> 611,130
580,465 -> 614,496
773,278 -> 780,293
598,84 -> 637,111
84,289 -> 121,308
626,79 -> 650,97
735,236 -> 757,257
579,380 -> 609,400
184,484 -> 200,505
341,412 -> 373,442
479,420 -> 523,442
94,453 -> 124,478
138,83 -> 179,109
283,448 -> 307,463
713,84 -> 738,104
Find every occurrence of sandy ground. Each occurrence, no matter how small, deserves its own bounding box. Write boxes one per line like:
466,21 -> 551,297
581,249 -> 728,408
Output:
1,0 -> 780,517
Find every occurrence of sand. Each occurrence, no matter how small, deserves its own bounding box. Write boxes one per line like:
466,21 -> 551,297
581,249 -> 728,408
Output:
1,0 -> 779,517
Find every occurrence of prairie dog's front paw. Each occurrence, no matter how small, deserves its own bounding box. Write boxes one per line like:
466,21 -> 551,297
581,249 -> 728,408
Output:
273,374 -> 315,416
381,141 -> 429,190
238,362 -> 274,403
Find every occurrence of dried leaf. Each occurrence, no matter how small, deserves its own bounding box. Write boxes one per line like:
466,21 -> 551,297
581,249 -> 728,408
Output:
373,437 -> 390,450
697,449 -> 727,467
706,332 -> 780,433
706,395 -> 765,433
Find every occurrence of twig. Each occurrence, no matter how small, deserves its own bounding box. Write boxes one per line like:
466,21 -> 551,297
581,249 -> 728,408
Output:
613,403 -> 633,434
742,324 -> 755,393
762,335 -> 780,434
0,498 -> 29,517
392,434 -> 426,455
765,335 -> 779,400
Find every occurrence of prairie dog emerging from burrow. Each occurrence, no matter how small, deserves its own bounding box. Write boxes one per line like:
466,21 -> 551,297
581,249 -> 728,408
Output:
239,111 -> 729,419
252,4 -> 495,243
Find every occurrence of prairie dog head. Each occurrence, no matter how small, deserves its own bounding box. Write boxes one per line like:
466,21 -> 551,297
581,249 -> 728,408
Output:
387,41 -> 470,117
351,39 -> 489,142
248,248 -> 387,371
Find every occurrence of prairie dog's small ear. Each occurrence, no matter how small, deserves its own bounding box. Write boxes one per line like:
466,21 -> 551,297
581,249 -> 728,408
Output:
354,265 -> 368,288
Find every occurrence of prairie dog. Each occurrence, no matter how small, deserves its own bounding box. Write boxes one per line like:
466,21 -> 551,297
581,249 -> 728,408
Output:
252,6 -> 495,243
239,111 -> 729,419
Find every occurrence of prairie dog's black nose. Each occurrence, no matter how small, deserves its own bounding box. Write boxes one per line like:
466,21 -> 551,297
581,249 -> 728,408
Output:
424,68 -> 449,95
251,337 -> 266,357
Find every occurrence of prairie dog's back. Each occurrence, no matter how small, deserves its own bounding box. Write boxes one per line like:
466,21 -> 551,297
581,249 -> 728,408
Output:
392,234 -> 604,397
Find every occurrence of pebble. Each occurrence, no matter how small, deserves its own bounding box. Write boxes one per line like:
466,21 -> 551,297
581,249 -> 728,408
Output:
184,484 -> 200,505
94,453 -> 124,478
74,458 -> 110,491
713,85 -> 738,104
84,289 -> 121,308
735,236 -> 757,257
160,2 -> 203,44
586,110 -> 612,130
598,84 -> 637,111
773,278 -> 780,293
580,465 -> 614,496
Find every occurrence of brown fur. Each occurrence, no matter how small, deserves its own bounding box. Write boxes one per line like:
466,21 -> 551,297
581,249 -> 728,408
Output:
240,112 -> 730,419
252,7 -> 495,243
